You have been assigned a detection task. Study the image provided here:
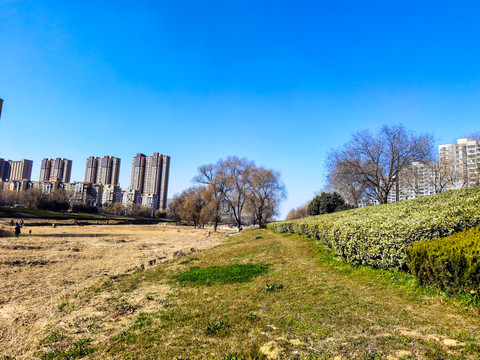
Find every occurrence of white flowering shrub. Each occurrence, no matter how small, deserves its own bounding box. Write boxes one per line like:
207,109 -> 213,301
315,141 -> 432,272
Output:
268,187 -> 480,270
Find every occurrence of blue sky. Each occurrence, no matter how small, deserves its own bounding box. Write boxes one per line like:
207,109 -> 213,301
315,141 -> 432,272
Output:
1,1 -> 480,218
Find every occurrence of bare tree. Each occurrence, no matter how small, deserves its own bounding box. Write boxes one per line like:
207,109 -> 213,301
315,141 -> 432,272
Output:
168,193 -> 186,223
0,190 -> 20,207
285,204 -> 308,220
21,188 -> 44,208
428,160 -> 455,194
247,167 -> 286,227
195,156 -> 254,229
194,156 -> 286,229
103,202 -> 125,215
327,124 -> 434,204
126,203 -> 151,217
180,186 -> 208,228
223,157 -> 255,229
194,162 -> 229,231
326,161 -> 366,206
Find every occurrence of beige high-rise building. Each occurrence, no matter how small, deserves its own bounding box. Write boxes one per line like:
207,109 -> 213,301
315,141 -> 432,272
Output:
84,156 -> 120,185
101,184 -> 121,206
39,158 -> 72,183
7,159 -> 33,181
130,152 -> 170,210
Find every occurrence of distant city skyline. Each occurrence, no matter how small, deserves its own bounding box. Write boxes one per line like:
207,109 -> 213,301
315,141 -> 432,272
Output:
2,1 -> 480,218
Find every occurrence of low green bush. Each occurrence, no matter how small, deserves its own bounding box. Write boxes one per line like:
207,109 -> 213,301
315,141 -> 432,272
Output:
407,226 -> 480,294
268,186 -> 480,270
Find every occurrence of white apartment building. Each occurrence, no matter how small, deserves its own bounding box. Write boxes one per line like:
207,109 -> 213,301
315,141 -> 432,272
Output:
439,138 -> 480,189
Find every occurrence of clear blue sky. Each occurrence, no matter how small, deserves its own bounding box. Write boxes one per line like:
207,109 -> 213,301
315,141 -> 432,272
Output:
1,1 -> 480,218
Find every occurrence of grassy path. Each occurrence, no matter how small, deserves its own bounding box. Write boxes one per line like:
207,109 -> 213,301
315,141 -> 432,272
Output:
38,229 -> 480,359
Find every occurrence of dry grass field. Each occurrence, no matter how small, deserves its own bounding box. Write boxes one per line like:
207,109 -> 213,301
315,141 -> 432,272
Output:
0,222 -> 228,358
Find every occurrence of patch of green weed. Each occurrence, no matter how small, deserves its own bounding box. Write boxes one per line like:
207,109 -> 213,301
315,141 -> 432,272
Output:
174,263 -> 270,285
134,313 -> 153,329
180,257 -> 199,264
41,331 -> 63,345
58,302 -> 69,312
264,283 -> 284,292
40,338 -> 94,360
205,321 -> 231,336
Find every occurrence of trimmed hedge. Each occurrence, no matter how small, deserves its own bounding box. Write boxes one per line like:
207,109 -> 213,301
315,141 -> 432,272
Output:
268,186 -> 480,270
407,226 -> 480,294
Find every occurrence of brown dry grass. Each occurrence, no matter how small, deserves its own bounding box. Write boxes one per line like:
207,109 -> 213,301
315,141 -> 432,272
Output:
0,223 -> 228,359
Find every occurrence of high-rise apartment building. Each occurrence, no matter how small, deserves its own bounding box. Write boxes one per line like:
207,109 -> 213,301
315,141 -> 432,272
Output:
84,156 -> 121,185
98,156 -> 121,185
130,153 -> 170,210
84,156 -> 99,183
384,137 -> 480,206
439,138 -> 480,189
0,158 -> 9,181
130,153 -> 146,193
39,158 -> 72,183
5,159 -> 33,181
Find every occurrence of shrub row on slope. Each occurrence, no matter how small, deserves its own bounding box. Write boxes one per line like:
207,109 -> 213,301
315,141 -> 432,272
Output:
407,226 -> 480,294
268,186 -> 480,270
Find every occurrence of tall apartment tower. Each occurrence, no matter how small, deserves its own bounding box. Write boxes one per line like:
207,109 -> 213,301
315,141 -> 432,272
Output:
84,156 -> 121,185
0,158 -> 9,181
130,153 -> 170,210
39,158 -> 72,183
130,153 -> 146,193
439,138 -> 480,189
84,156 -> 99,183
8,159 -> 33,181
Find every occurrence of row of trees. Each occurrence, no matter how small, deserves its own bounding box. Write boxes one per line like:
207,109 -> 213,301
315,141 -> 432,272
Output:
169,156 -> 286,230
0,188 -> 71,210
0,187 -> 161,217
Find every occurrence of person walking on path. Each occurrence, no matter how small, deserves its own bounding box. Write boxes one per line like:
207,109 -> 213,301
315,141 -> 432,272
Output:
15,224 -> 21,238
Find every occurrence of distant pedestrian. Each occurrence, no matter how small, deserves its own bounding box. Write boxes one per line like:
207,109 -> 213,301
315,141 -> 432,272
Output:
10,219 -> 14,227
20,219 -> 24,227
15,224 -> 21,238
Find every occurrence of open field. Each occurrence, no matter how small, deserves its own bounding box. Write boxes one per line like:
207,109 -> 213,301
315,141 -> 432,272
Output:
2,227 -> 480,359
0,223 -> 228,358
